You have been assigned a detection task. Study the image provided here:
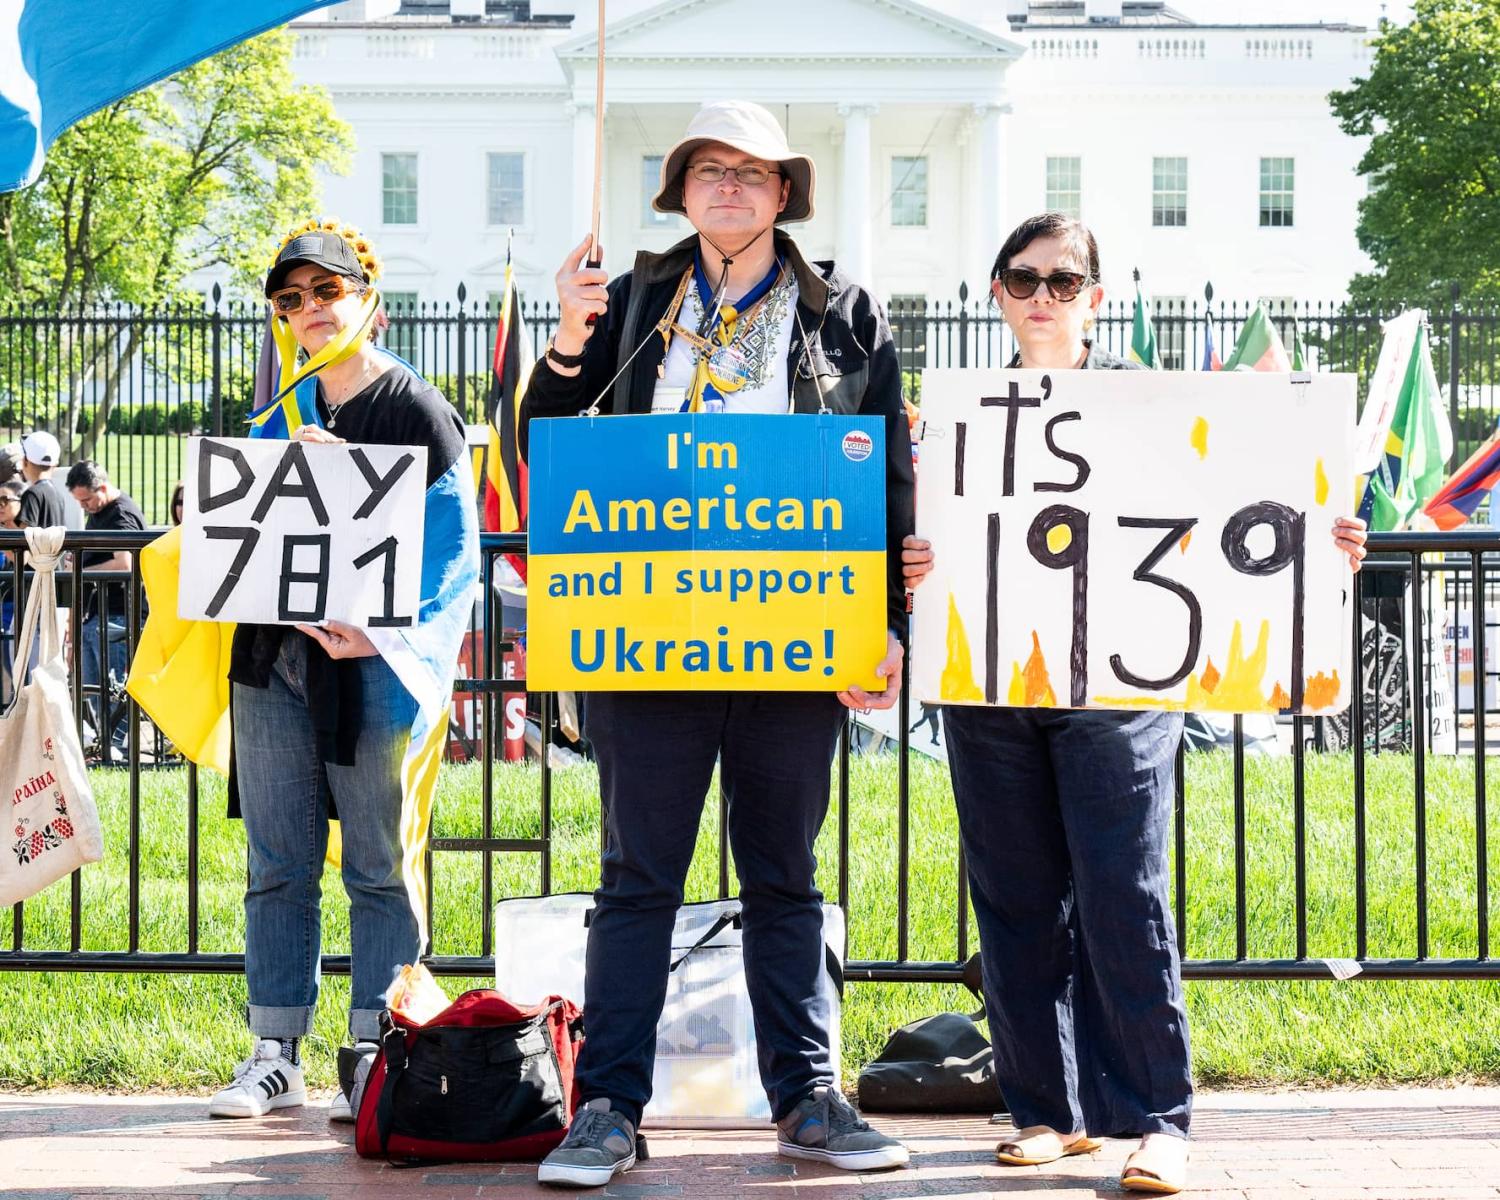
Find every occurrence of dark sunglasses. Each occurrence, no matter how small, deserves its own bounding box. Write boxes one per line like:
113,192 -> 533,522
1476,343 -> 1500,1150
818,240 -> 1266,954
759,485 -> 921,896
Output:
269,275 -> 365,315
996,268 -> 1092,303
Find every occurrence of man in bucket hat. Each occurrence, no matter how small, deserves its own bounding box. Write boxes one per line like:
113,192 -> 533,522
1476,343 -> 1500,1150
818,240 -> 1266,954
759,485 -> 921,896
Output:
524,100 -> 913,1187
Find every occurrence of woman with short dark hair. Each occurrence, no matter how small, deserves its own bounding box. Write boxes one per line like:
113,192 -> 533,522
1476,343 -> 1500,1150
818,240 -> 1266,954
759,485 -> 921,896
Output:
902,213 -> 1366,1195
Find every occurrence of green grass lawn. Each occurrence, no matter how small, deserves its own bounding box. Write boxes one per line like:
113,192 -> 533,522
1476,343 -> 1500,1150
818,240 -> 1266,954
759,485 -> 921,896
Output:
2,751 -> 1498,1092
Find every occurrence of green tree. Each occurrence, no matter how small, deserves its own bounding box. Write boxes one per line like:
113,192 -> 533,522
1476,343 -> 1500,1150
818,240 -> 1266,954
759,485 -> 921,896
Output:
1330,0 -> 1500,309
0,29 -> 352,457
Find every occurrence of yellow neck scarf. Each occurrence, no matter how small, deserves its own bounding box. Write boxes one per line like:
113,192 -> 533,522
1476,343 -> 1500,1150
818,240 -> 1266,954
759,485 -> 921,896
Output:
256,288 -> 382,436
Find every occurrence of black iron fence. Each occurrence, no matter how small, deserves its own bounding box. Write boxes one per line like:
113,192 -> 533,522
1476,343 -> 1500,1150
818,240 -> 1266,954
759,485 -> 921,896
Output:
1,528 -> 1496,982
4,286 -> 1500,524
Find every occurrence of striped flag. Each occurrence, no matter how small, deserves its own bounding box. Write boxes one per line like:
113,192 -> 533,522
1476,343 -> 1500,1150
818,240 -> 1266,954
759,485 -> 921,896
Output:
484,244 -> 534,576
1128,272 -> 1158,368
1423,427 -> 1500,530
1357,316 -> 1452,530
1201,307 -> 1222,371
1222,302 -> 1291,372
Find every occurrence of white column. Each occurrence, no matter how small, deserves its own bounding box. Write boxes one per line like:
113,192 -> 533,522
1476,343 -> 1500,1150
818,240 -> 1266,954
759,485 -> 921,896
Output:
569,101 -> 598,249
837,103 -> 877,290
973,101 -> 1007,262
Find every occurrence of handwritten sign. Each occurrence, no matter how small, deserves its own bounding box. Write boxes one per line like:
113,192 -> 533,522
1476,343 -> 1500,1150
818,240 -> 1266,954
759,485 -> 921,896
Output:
527,413 -> 887,691
180,436 -> 427,626
912,369 -> 1356,714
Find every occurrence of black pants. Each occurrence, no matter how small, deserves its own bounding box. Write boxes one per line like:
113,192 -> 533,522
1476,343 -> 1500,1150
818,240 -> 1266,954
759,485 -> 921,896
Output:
576,690 -> 846,1127
944,705 -> 1193,1139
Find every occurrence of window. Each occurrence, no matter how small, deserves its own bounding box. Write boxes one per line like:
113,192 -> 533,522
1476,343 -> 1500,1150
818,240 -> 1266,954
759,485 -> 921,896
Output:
1155,296 -> 1188,370
641,155 -> 676,226
1152,157 -> 1187,227
486,152 -> 525,227
383,290 -> 419,362
1259,157 -> 1294,227
888,293 -> 928,395
382,153 -> 418,225
1046,156 -> 1082,218
890,156 -> 928,228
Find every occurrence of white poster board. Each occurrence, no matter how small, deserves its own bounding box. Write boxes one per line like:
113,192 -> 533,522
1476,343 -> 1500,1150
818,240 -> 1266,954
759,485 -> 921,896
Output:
180,436 -> 427,627
912,369 -> 1357,715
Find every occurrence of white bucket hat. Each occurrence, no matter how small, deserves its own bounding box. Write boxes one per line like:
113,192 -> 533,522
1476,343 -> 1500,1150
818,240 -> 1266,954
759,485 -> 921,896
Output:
653,100 -> 816,224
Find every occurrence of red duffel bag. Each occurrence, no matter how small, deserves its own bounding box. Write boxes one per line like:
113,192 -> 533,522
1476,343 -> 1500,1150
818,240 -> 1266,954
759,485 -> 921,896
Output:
355,987 -> 584,1163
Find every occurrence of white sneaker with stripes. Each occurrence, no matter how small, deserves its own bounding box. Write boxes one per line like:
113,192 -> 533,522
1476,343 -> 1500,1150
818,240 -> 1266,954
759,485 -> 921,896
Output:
208,1039 -> 306,1118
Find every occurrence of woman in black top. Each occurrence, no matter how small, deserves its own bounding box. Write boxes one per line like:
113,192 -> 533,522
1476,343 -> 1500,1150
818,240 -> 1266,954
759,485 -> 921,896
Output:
903,214 -> 1366,1194
209,223 -> 469,1123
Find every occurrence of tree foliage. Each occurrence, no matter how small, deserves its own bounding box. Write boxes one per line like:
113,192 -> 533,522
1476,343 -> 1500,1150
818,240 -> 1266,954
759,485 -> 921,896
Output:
0,30 -> 351,455
1331,0 -> 1500,307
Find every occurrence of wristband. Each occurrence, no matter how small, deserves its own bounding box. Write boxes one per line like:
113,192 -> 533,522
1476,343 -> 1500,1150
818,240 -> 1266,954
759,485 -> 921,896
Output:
545,340 -> 587,369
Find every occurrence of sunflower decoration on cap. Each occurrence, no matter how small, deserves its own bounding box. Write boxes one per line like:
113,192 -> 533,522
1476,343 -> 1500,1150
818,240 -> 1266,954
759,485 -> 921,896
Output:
268,217 -> 385,286
252,217 -> 386,436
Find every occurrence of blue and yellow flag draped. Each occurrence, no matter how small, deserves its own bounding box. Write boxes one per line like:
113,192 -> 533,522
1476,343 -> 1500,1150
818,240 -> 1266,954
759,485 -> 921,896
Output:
128,348 -> 479,945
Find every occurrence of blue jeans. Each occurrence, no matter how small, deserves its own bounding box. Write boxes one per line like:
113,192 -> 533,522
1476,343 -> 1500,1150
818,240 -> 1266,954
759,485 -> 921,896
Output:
232,634 -> 420,1042
576,690 -> 846,1127
943,705 -> 1193,1139
80,613 -> 130,754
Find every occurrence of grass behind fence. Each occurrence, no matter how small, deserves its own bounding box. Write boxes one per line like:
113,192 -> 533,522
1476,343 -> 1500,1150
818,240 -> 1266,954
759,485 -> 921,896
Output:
2,752 -> 1498,1092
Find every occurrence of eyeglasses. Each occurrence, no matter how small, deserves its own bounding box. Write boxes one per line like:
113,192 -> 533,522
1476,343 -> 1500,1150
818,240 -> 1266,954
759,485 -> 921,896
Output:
687,162 -> 783,187
0,497 -> 18,506
996,268 -> 1093,303
269,275 -> 365,315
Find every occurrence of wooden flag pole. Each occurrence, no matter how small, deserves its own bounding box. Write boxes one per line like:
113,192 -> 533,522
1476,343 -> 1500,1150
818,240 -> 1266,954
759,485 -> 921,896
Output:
588,0 -> 606,268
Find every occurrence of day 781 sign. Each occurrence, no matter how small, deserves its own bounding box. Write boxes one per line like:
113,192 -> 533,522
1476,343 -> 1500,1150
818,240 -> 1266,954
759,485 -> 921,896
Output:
179,437 -> 428,627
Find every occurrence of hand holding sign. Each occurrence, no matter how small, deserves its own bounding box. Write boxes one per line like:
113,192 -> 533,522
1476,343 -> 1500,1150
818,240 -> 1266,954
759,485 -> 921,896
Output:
180,436 -> 427,628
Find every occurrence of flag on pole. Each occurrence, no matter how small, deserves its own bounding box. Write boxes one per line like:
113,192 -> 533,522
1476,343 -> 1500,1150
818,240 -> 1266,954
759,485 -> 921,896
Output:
2,2 -> 341,192
1357,317 -> 1453,530
1222,302 -> 1291,372
1289,316 -> 1308,371
1201,307 -> 1222,371
1422,427 -> 1500,531
484,237 -> 534,576
1128,271 -> 1158,368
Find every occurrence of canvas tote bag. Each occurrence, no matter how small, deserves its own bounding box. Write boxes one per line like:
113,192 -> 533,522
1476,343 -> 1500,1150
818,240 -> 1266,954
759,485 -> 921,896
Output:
0,527 -> 103,906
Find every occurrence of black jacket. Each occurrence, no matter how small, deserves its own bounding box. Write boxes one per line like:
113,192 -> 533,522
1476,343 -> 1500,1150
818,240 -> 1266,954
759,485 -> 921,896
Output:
521,231 -> 916,636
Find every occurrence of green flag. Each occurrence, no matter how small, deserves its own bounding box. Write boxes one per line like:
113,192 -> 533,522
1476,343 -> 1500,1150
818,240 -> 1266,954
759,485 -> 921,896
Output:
1222,302 -> 1291,371
1129,276 -> 1158,368
1358,320 -> 1452,531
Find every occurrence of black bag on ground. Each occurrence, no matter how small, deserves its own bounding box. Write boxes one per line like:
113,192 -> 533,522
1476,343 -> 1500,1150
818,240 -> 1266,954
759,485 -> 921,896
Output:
857,955 -> 1004,1114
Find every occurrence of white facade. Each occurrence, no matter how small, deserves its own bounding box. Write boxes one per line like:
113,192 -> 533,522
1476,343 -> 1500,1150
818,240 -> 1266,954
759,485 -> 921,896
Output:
284,0 -> 1377,313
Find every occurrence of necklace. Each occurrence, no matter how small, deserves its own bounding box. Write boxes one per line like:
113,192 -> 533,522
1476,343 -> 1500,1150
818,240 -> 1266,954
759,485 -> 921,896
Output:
324,358 -> 377,428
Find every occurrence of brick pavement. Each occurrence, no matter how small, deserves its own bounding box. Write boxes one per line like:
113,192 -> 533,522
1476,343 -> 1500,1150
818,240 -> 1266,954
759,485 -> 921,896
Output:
3,1087 -> 1498,1199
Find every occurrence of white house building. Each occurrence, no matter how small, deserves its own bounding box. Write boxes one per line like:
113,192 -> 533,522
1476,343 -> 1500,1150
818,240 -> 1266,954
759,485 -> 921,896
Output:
286,0 -> 1377,334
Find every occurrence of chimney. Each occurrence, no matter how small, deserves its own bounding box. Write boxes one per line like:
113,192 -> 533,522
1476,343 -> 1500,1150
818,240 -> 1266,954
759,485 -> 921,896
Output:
531,0 -> 578,16
1084,0 -> 1124,22
451,0 -> 485,19
1005,0 -> 1029,24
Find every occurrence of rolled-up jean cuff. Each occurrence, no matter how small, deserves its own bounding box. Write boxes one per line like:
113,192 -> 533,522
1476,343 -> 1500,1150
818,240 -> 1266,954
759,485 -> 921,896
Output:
247,1004 -> 316,1039
350,1007 -> 385,1042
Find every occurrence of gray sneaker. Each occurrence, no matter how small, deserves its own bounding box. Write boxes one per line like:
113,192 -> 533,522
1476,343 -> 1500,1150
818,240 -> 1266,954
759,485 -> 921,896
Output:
537,1098 -> 641,1188
777,1086 -> 910,1171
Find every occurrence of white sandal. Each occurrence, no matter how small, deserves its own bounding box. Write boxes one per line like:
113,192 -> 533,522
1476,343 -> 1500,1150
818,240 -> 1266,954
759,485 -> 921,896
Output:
1121,1131 -> 1190,1194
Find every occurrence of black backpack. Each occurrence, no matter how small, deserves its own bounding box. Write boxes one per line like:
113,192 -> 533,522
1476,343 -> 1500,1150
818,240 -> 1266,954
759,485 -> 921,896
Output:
857,956 -> 1005,1114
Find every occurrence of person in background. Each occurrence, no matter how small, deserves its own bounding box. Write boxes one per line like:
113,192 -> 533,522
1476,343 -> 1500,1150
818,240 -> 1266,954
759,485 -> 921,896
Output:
0,479 -> 24,697
15,431 -> 75,529
170,481 -> 185,527
0,441 -> 23,487
65,460 -> 147,764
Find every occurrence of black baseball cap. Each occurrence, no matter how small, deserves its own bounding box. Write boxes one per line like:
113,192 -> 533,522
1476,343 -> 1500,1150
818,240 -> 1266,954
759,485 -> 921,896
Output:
265,231 -> 368,296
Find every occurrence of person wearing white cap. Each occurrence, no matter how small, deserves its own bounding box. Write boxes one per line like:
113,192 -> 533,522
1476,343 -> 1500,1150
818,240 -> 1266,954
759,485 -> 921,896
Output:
524,100 -> 912,1188
15,430 -> 83,531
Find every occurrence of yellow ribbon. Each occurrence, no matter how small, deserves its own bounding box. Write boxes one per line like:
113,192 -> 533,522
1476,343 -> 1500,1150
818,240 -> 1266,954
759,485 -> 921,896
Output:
255,288 -> 382,435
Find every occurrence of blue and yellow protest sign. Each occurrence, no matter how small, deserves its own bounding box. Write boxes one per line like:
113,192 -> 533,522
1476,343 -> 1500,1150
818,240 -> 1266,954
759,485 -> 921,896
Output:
528,413 -> 887,691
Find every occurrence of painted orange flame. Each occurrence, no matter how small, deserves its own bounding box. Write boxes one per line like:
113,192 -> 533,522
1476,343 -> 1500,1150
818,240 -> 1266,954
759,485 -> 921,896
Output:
1008,630 -> 1058,707
1304,670 -> 1340,709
